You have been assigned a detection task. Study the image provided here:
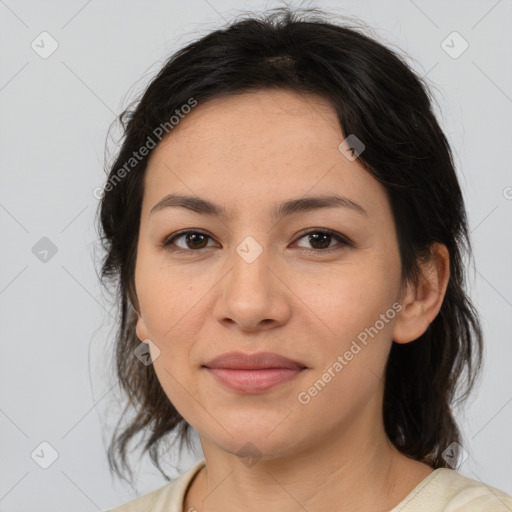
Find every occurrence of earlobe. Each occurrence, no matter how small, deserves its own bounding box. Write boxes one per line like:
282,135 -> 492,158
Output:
392,243 -> 450,344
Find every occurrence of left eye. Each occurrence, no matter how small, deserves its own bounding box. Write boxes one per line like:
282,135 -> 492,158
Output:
163,229 -> 350,253
294,229 -> 349,251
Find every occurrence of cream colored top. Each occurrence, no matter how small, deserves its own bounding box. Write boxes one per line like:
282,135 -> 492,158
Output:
107,459 -> 512,512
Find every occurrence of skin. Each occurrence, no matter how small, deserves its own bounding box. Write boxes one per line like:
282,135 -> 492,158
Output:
134,89 -> 450,512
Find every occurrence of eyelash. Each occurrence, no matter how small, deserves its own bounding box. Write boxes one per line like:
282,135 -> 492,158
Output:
161,228 -> 352,255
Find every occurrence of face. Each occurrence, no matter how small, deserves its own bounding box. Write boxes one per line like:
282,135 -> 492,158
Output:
134,89 -> 405,460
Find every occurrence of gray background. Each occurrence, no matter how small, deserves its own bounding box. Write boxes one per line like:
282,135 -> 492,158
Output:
1,0 -> 511,510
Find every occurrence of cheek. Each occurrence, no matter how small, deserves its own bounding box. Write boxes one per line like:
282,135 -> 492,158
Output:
291,261 -> 400,407
293,274 -> 396,421
135,245 -> 204,336
294,260 -> 399,342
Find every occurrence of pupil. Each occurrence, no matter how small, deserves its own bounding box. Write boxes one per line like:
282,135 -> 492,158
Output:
310,232 -> 330,249
187,233 -> 208,249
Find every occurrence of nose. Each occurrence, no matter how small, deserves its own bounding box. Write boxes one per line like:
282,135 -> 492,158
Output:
213,244 -> 292,333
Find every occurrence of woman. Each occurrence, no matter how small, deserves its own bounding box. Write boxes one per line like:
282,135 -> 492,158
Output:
99,7 -> 512,512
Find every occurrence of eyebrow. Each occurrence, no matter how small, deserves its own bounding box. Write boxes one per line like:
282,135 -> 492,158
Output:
149,193 -> 368,219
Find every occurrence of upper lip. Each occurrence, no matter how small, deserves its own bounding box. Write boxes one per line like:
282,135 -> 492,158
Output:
203,351 -> 307,370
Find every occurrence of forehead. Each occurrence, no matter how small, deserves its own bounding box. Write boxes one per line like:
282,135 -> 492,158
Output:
155,89 -> 342,154
143,90 -> 388,220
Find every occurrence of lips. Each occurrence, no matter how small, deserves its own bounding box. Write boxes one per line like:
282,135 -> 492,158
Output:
203,351 -> 307,370
202,351 -> 307,393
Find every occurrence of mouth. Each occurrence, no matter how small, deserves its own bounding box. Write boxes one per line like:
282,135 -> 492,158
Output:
202,351 -> 308,394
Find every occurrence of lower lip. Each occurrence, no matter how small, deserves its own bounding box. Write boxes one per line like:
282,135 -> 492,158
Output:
204,367 -> 305,393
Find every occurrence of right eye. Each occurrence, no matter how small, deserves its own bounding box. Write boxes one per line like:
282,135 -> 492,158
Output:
162,230 -> 218,253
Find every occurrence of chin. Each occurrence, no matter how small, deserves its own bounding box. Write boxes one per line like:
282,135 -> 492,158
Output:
201,420 -> 306,462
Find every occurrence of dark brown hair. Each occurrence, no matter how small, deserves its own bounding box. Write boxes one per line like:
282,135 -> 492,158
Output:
97,6 -> 483,485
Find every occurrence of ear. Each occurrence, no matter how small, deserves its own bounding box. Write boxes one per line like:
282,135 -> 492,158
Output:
392,242 -> 450,344
129,287 -> 150,343
135,313 -> 150,343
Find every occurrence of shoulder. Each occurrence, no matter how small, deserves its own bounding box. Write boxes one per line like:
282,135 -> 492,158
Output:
106,459 -> 206,512
437,469 -> 512,511
394,468 -> 512,512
